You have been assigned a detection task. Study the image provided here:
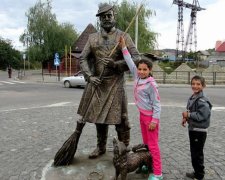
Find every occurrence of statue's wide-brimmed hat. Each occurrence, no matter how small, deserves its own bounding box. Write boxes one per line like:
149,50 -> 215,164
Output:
96,3 -> 114,16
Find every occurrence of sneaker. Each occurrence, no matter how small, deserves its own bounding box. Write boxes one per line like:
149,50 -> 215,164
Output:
148,174 -> 163,180
135,165 -> 148,174
186,172 -> 204,180
186,172 -> 195,179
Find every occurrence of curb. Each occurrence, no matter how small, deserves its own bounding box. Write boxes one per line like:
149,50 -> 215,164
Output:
17,74 -> 225,88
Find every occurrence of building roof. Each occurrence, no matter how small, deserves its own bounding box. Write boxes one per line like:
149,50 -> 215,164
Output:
141,52 -> 160,61
198,50 -> 210,56
215,40 -> 225,52
73,23 -> 97,53
71,53 -> 81,59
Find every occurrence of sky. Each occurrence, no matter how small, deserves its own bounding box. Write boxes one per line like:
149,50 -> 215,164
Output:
0,0 -> 224,51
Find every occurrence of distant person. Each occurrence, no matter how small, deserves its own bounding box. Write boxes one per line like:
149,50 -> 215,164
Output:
119,36 -> 163,180
182,75 -> 212,180
8,65 -> 12,78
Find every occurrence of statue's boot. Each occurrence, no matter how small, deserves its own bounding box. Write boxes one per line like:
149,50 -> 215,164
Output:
89,124 -> 108,159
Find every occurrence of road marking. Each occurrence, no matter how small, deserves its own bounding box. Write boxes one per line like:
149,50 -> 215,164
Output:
45,102 -> 71,107
0,80 -> 26,85
0,102 -> 72,112
0,81 -> 15,84
212,107 -> 225,111
0,102 -> 224,112
9,80 -> 26,84
41,160 -> 54,180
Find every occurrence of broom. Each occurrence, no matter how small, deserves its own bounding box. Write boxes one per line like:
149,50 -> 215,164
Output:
53,3 -> 144,166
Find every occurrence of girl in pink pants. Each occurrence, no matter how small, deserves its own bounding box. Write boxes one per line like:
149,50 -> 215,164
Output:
140,113 -> 162,177
119,36 -> 163,180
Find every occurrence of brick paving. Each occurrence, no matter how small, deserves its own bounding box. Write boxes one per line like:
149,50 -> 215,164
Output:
1,102 -> 225,179
0,70 -> 225,180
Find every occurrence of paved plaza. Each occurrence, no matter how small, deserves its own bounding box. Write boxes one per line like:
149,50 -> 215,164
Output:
0,70 -> 225,180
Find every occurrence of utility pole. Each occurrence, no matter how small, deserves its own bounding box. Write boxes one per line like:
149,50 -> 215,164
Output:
23,54 -> 26,76
23,31 -> 31,71
26,34 -> 30,71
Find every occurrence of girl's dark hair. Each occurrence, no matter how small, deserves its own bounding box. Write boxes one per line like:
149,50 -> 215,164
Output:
191,75 -> 206,87
136,59 -> 153,77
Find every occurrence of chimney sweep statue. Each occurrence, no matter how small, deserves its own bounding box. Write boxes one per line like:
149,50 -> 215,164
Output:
54,2 -> 140,166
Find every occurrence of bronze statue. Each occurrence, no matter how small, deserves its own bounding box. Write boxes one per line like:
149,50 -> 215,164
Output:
77,3 -> 140,159
53,3 -> 140,166
78,3 -> 139,158
113,137 -> 152,180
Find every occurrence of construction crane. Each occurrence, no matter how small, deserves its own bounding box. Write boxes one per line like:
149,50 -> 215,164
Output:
173,0 -> 205,61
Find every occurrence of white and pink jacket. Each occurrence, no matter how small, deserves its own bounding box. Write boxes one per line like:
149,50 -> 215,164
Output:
122,47 -> 161,124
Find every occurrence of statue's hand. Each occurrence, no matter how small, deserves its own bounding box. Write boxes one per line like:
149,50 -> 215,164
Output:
102,57 -> 116,68
89,76 -> 101,86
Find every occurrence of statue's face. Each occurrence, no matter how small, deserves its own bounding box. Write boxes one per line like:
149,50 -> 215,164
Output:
99,10 -> 116,32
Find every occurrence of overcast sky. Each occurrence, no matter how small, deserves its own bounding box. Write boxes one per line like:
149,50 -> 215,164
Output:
0,0 -> 224,51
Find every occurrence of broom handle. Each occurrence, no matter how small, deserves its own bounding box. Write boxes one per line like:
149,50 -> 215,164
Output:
81,4 -> 143,121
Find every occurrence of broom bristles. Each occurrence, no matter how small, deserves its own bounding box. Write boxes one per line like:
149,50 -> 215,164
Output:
54,132 -> 79,166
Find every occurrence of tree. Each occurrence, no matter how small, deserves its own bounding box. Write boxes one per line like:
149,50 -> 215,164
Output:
0,37 -> 21,70
20,0 -> 79,65
104,0 -> 158,52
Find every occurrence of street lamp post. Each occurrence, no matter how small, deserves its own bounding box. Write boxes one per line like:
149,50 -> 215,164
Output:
24,31 -> 31,71
27,34 -> 31,71
23,53 -> 26,76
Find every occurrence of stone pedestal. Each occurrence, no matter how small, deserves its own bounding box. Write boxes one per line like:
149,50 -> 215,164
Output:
42,151 -> 149,180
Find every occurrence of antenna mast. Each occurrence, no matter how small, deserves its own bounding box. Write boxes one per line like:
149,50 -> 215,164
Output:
173,0 -> 205,61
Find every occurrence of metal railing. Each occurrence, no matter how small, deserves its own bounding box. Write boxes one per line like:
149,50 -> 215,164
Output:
152,71 -> 225,85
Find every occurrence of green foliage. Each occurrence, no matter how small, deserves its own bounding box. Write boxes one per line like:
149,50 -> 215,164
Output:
206,48 -> 215,54
0,37 -> 22,70
20,0 -> 79,64
30,61 -> 42,69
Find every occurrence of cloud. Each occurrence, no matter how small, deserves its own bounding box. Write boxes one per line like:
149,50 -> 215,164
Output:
198,0 -> 225,50
0,0 -> 224,51
150,0 -> 225,50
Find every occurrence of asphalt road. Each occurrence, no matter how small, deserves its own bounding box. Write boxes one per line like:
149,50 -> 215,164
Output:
0,74 -> 225,180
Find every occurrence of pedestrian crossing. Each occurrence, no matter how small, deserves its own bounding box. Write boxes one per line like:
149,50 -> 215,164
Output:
0,80 -> 26,86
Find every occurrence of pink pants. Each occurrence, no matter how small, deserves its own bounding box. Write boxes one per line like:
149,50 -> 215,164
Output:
140,113 -> 162,175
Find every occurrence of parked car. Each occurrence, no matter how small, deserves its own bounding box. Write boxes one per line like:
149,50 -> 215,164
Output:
62,71 -> 87,88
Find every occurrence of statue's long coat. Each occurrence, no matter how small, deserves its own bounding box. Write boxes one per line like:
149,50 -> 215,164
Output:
77,29 -> 140,125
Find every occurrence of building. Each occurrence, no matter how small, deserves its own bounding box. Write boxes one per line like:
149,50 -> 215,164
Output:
215,40 -> 225,52
199,40 -> 225,67
60,24 -> 97,75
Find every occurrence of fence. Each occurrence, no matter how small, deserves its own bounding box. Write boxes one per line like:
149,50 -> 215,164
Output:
17,70 -> 25,79
152,71 -> 225,85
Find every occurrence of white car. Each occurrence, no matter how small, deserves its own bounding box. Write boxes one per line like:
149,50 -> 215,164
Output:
62,71 -> 87,88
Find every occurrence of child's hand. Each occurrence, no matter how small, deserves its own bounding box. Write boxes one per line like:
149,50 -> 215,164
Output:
148,122 -> 157,131
181,118 -> 187,127
119,36 -> 126,49
182,111 -> 188,119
